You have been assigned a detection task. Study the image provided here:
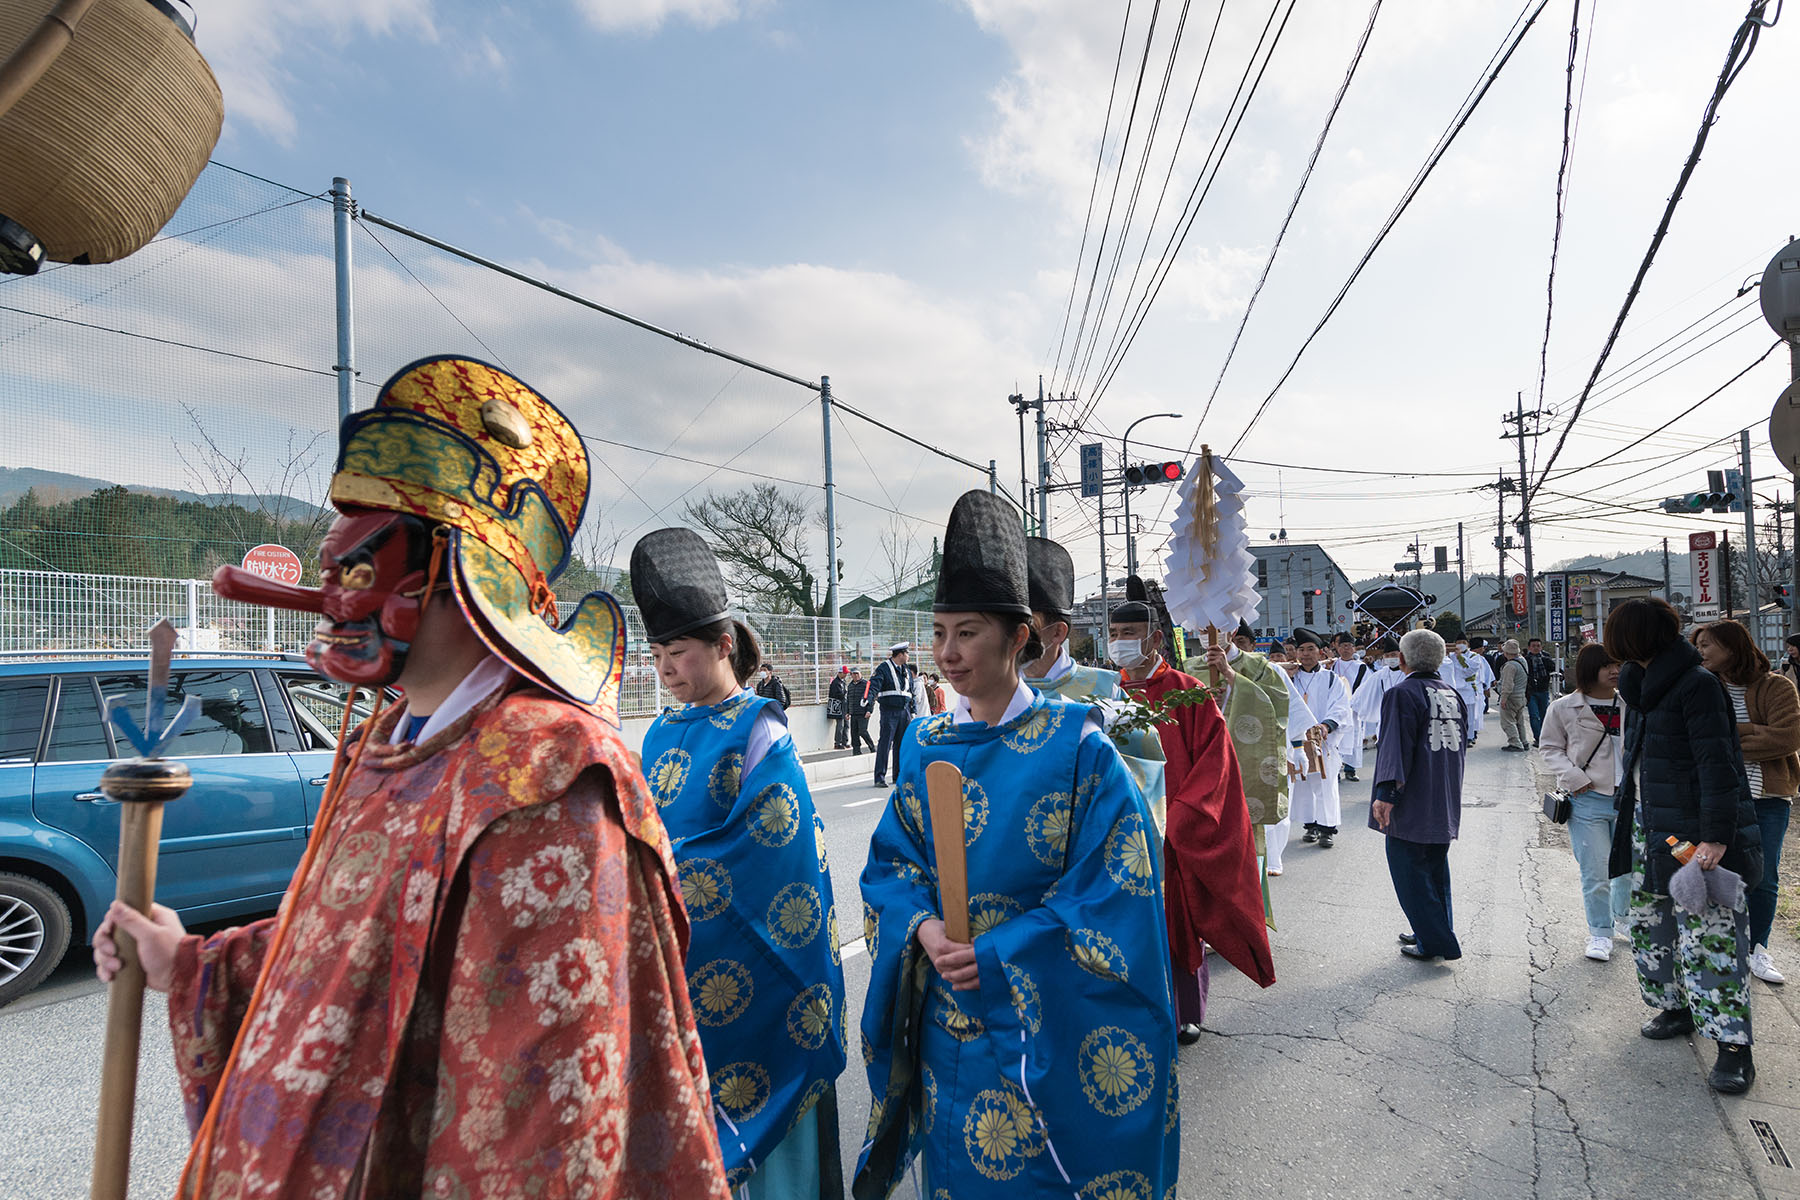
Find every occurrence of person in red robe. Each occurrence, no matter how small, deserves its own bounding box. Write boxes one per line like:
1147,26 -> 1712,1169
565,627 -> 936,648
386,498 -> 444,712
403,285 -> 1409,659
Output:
1112,579 -> 1275,1042
93,357 -> 730,1198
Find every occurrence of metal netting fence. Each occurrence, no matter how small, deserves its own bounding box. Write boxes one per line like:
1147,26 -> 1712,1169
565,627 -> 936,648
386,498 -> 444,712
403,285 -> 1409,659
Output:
0,567 -> 936,719
0,161 -> 1009,667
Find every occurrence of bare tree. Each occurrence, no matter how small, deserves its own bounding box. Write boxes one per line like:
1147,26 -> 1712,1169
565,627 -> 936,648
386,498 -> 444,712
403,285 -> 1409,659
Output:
173,405 -> 333,576
874,516 -> 928,600
683,483 -> 820,615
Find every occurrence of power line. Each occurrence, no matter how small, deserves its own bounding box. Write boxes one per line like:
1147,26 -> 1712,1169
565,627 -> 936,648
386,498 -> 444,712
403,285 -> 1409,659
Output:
1226,0 -> 1552,456
1046,0 -> 1138,382
1530,0 -> 1583,480
1189,0 -> 1383,436
1530,0 -> 1778,501
0,303 -> 336,377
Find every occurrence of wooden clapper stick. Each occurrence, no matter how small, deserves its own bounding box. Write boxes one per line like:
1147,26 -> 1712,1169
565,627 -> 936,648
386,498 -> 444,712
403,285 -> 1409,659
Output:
91,620 -> 198,1200
925,761 -> 971,943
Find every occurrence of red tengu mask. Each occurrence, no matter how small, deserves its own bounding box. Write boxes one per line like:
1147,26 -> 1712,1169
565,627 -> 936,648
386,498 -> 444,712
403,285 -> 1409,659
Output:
212,510 -> 438,686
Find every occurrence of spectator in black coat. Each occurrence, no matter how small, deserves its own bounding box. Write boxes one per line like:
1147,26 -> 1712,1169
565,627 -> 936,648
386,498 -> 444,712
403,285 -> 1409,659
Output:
828,666 -> 851,748
1606,596 -> 1762,1094
754,663 -> 791,711
847,669 -> 875,754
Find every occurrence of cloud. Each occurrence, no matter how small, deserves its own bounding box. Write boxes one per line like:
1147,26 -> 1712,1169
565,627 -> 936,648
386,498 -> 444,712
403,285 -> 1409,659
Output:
196,0 -> 439,142
569,0 -> 748,35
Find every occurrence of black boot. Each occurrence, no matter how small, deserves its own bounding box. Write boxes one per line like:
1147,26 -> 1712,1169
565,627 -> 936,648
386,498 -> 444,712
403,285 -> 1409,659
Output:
1640,1008 -> 1696,1040
1177,1023 -> 1202,1046
1317,828 -> 1335,849
1301,824 -> 1319,844
1710,1043 -> 1755,1093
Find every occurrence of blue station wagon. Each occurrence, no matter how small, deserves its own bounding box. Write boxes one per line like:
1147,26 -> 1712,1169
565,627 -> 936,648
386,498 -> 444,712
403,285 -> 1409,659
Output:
0,653 -> 380,1004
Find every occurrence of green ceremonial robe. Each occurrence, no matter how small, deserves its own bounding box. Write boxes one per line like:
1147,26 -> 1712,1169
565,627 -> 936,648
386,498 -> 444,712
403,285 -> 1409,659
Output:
1186,650 -> 1290,927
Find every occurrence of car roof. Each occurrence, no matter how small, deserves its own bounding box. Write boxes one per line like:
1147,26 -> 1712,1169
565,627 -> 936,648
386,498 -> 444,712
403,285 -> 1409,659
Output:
0,653 -> 314,676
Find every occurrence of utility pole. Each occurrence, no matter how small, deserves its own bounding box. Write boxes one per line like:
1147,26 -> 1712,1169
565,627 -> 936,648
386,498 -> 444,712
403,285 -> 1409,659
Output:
1008,391 -> 1030,532
1495,471 -> 1508,597
1741,428 -> 1760,643
1502,394 -> 1547,638
1098,472 -> 1109,651
820,376 -> 839,650
1036,375 -> 1051,538
1662,537 -> 1671,603
1457,522 -> 1467,625
331,177 -> 356,422
1724,531 -> 1736,619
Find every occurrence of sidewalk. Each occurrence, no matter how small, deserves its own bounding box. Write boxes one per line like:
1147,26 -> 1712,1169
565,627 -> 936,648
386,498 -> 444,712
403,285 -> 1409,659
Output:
1180,737 -> 1800,1199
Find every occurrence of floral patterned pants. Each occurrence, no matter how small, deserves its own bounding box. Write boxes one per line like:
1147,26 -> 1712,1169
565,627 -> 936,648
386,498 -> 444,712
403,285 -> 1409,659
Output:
1630,825 -> 1753,1045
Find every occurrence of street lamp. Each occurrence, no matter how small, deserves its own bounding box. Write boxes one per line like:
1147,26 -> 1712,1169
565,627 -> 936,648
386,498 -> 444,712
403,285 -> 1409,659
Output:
1122,412 -> 1183,577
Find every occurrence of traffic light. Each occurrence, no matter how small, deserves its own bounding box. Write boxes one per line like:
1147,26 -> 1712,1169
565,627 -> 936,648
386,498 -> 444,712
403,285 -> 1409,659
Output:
1659,470 -> 1739,514
1124,461 -> 1184,486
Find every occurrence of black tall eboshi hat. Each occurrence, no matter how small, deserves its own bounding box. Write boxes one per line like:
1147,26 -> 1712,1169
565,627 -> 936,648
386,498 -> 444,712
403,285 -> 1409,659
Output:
1110,574 -> 1152,625
631,527 -> 733,643
1025,536 -> 1075,622
934,491 -> 1031,617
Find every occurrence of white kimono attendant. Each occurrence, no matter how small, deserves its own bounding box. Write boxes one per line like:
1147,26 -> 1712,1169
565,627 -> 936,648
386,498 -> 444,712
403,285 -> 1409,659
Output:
1352,662 -> 1403,745
1266,668 -> 1319,872
1330,657 -> 1374,769
1439,650 -> 1494,743
1288,664 -> 1355,832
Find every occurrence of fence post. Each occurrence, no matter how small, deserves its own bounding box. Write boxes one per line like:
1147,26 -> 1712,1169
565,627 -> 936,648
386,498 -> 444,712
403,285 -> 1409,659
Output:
332,177 -> 357,423
266,606 -> 276,651
185,579 -> 198,644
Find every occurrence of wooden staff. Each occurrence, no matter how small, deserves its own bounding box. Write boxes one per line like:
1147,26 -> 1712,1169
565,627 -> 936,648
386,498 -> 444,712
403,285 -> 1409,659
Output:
1205,624 -> 1221,688
925,761 -> 971,943
91,622 -> 193,1200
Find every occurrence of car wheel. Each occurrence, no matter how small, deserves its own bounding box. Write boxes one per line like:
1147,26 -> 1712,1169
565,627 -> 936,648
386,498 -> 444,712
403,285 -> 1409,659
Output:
0,873 -> 72,1007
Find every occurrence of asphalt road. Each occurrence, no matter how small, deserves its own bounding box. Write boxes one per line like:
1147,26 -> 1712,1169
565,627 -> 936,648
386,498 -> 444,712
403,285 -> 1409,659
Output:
10,745 -> 1800,1197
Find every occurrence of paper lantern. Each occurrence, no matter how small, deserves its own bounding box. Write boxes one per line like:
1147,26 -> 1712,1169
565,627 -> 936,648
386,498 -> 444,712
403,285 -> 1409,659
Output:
0,0 -> 223,275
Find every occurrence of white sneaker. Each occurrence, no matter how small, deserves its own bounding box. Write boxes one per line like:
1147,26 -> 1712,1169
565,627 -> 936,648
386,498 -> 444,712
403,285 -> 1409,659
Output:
1614,922 -> 1631,942
1585,936 -> 1612,962
1751,947 -> 1786,984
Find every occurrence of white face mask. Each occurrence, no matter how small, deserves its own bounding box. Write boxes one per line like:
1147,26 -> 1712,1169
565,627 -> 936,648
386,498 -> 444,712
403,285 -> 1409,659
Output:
1382,656 -> 1400,669
1108,637 -> 1147,668
1353,649 -> 1365,661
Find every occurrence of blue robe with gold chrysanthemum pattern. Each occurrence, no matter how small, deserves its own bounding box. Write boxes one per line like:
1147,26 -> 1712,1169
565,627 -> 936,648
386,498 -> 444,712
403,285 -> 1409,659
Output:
1026,657 -> 1168,833
645,692 -> 846,1188
855,692 -> 1179,1198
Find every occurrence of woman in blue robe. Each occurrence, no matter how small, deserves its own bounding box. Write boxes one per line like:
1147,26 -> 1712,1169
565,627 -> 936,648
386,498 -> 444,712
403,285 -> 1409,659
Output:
633,527 -> 847,1198
856,492 -> 1180,1199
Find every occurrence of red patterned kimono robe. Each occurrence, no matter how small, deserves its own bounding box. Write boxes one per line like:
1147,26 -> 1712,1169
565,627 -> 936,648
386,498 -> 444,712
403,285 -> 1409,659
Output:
165,684 -> 730,1199
1122,659 -> 1276,989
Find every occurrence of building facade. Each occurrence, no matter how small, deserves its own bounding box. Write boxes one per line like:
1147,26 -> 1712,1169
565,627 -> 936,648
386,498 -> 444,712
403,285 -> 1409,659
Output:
1249,542 -> 1354,639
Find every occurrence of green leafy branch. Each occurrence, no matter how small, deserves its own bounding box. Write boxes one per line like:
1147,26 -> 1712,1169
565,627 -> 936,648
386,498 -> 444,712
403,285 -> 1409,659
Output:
1107,685 -> 1217,740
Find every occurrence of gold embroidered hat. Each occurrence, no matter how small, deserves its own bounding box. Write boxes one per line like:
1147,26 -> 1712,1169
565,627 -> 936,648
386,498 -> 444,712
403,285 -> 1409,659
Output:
330,355 -> 624,721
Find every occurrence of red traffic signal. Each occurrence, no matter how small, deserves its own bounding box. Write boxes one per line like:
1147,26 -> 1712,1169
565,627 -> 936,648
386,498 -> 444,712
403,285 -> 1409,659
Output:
1124,461 -> 1186,486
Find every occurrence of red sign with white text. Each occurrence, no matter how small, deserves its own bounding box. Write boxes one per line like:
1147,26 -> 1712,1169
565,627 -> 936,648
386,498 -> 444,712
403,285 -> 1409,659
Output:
241,544 -> 303,585
1511,572 -> 1527,616
1689,531 -> 1719,617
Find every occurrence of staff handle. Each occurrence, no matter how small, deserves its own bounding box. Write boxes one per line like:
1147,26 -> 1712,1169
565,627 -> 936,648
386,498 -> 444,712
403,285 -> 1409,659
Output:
90,760 -> 188,1200
1205,624 -> 1221,688
925,761 -> 971,943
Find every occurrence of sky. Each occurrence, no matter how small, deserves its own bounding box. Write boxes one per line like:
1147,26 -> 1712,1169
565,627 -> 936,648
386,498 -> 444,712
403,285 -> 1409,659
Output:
8,0 -> 1800,610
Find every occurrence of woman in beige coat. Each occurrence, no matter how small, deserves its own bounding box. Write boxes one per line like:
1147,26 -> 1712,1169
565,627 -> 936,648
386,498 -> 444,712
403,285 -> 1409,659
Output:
1693,620 -> 1800,984
1541,644 -> 1628,961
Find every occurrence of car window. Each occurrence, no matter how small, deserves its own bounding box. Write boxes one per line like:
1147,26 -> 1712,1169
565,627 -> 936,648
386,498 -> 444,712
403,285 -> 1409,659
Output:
0,677 -> 50,764
93,671 -> 273,757
44,676 -> 111,763
280,674 -> 384,751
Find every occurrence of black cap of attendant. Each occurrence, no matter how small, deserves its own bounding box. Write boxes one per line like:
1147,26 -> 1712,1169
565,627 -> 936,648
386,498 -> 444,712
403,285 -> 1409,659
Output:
1110,574 -> 1152,625
934,491 -> 1031,616
1288,626 -> 1327,648
1235,618 -> 1257,641
1025,536 -> 1075,622
630,527 -> 733,643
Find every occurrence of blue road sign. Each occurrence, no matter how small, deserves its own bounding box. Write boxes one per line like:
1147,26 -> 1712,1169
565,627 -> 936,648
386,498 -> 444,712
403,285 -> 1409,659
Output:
1080,442 -> 1104,498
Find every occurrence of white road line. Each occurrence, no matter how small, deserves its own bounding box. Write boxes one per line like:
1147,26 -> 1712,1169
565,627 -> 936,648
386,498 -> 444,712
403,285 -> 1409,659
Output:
842,796 -> 887,808
839,938 -> 867,959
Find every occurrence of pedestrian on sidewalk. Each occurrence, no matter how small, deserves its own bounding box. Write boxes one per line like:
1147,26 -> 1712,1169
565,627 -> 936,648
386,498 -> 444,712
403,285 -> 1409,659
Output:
857,491 -> 1179,1196
924,672 -> 947,714
1606,597 -> 1763,1095
1497,640 -> 1530,750
1780,634 -> 1800,689
1692,619 -> 1800,987
755,660 -> 792,710
1525,637 -> 1556,744
633,527 -> 846,1194
847,668 -> 876,754
1540,643 -> 1629,961
828,665 -> 850,748
1370,628 -> 1468,963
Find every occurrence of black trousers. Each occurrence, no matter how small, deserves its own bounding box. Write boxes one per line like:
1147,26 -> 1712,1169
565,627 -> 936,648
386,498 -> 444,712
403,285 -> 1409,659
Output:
833,715 -> 848,748
848,712 -> 874,754
1386,836 -> 1461,959
875,702 -> 910,781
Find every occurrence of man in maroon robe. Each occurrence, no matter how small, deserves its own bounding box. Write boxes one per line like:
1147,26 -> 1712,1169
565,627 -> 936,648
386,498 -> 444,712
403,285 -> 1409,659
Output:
1113,582 -> 1275,1042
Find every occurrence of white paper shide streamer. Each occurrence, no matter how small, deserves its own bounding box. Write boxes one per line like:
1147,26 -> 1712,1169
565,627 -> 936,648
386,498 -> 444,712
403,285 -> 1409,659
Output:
1164,446 -> 1259,637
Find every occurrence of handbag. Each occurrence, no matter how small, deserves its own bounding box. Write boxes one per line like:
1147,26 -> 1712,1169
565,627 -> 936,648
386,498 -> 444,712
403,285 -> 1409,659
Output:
1543,725 -> 1607,825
